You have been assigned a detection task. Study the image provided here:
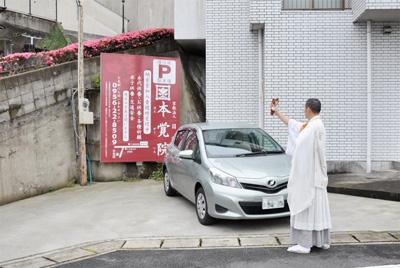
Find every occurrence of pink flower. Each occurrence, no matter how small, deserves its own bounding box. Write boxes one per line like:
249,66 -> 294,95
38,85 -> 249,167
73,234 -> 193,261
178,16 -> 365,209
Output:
1,28 -> 174,75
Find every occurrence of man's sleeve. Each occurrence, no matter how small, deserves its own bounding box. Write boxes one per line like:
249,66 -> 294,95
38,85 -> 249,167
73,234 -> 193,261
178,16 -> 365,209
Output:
286,119 -> 303,156
288,119 -> 303,134
314,125 -> 329,188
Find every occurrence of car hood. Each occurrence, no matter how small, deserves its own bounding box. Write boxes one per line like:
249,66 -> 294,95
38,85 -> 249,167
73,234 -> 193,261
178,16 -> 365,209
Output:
208,154 -> 291,179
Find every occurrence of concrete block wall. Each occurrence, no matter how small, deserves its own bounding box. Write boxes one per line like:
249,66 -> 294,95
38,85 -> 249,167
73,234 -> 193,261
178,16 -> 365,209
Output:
0,63 -> 81,205
206,0 -> 400,169
0,56 -> 104,205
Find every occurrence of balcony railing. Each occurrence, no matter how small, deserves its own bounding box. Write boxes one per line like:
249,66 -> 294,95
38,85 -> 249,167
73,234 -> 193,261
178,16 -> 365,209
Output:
283,0 -> 351,9
0,0 -> 58,21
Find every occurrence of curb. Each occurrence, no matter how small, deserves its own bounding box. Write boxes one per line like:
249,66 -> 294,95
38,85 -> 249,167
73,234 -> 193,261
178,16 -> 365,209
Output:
1,231 -> 399,268
328,184 -> 400,202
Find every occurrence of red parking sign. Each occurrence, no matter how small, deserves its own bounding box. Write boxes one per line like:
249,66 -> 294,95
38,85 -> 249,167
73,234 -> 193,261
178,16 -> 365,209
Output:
100,53 -> 180,162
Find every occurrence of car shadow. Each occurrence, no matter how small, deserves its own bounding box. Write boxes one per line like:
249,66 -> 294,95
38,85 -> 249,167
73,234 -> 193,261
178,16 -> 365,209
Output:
173,191 -> 291,233
213,217 -> 290,232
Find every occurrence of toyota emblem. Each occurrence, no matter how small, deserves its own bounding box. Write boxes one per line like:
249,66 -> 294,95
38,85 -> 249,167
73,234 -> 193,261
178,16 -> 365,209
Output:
267,179 -> 277,188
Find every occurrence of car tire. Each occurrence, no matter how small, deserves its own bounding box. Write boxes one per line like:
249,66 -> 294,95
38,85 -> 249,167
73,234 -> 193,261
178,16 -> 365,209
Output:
196,187 -> 216,225
164,170 -> 176,196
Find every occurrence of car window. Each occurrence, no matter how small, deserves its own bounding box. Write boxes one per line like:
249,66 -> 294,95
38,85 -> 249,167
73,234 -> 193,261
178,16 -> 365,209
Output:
203,128 -> 283,158
174,130 -> 187,150
183,130 -> 199,155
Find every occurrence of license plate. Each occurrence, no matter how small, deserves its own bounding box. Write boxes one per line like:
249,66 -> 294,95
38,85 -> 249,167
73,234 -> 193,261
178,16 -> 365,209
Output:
262,196 -> 284,210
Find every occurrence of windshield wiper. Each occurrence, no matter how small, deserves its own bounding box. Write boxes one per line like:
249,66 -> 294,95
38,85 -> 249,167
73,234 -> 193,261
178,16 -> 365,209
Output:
235,150 -> 268,157
266,150 -> 285,154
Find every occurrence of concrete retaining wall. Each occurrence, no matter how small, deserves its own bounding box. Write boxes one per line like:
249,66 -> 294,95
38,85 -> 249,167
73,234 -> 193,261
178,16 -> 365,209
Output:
0,63 -> 80,205
0,39 -> 206,205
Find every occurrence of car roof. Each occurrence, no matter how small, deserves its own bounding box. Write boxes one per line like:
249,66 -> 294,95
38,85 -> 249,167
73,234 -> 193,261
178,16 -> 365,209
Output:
180,122 -> 260,131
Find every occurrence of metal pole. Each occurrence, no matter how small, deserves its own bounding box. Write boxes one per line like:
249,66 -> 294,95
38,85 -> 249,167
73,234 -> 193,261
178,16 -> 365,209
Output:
56,0 -> 58,21
78,2 -> 88,185
29,0 -> 31,15
122,0 -> 125,33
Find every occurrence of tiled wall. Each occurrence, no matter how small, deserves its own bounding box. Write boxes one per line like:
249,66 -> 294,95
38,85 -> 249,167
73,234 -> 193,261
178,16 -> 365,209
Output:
370,23 -> 400,161
206,0 -> 259,126
206,0 -> 400,164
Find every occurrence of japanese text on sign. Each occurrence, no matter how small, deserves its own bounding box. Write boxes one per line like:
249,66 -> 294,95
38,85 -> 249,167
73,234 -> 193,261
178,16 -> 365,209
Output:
101,54 -> 180,162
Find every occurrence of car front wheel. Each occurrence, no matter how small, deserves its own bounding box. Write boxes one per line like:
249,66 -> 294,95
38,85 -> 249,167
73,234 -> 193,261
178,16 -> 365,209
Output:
164,170 -> 176,196
196,187 -> 215,225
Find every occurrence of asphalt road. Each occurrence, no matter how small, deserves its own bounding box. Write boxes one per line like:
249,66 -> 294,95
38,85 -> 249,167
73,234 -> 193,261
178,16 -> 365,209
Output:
58,244 -> 400,268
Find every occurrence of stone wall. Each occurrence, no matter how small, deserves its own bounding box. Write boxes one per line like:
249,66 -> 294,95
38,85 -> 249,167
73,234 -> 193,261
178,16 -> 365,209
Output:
0,62 -> 79,205
0,39 -> 206,205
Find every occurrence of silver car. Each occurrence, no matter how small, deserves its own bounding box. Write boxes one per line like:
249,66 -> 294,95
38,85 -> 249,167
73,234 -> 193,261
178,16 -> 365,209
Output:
162,122 -> 291,225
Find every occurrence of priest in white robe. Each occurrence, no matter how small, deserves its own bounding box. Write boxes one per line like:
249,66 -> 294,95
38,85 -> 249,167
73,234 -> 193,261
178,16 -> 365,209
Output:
271,98 -> 332,254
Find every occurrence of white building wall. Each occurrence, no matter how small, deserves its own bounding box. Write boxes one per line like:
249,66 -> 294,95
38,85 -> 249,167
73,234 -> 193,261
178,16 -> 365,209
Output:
206,0 -> 259,125
206,0 -> 400,165
175,0 -> 205,40
371,23 -> 400,161
366,0 -> 400,9
97,0 -> 174,31
352,0 -> 367,21
58,0 -> 125,37
264,10 -> 369,162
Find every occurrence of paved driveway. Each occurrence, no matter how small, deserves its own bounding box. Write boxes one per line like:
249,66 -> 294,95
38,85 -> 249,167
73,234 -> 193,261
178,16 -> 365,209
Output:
0,180 -> 399,262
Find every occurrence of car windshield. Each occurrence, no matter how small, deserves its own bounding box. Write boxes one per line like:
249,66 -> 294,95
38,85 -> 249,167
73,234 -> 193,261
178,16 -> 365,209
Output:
202,128 -> 284,158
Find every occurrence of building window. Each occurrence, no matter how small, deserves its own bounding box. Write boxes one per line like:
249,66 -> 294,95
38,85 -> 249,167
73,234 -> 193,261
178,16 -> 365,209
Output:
282,0 -> 351,9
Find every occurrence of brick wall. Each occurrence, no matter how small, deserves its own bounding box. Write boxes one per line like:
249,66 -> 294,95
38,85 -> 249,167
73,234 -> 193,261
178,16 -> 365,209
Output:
371,23 -> 400,161
206,0 -> 400,167
206,0 -> 259,126
366,0 -> 400,9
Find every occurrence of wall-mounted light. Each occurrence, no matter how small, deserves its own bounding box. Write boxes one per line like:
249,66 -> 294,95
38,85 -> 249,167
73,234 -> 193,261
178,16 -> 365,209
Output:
383,26 -> 392,34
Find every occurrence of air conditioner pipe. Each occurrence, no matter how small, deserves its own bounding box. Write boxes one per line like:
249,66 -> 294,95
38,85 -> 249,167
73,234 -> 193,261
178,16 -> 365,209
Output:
258,28 -> 264,129
367,21 -> 372,173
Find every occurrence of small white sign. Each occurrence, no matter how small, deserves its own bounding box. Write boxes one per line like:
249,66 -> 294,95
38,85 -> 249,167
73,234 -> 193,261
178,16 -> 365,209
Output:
262,196 -> 284,210
153,59 -> 176,84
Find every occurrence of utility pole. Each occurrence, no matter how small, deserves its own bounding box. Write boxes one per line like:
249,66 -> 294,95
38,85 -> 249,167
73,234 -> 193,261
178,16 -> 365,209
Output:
77,0 -> 87,185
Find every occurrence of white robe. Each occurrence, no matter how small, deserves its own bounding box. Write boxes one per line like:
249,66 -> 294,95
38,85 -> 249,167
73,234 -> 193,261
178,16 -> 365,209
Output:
287,116 -> 332,232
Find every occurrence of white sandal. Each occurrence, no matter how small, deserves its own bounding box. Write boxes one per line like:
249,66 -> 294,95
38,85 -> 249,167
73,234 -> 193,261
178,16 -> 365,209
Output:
322,244 -> 330,249
287,245 -> 311,254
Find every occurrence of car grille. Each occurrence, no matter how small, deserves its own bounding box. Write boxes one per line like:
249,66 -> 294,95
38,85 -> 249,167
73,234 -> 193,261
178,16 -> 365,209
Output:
240,182 -> 288,194
239,201 -> 290,215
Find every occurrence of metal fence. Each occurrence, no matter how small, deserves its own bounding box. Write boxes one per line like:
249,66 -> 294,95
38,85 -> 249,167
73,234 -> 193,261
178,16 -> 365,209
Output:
283,0 -> 351,9
1,0 -> 58,21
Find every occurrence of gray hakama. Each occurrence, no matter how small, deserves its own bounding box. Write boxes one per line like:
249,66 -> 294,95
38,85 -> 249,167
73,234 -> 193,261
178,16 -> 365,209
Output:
290,187 -> 332,248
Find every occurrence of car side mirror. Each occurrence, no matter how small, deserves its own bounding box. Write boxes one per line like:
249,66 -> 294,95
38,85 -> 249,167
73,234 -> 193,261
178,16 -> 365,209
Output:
179,150 -> 194,159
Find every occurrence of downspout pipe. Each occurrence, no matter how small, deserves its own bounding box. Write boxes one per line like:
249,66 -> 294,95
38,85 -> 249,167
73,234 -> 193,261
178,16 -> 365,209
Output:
258,28 -> 264,129
367,21 -> 372,173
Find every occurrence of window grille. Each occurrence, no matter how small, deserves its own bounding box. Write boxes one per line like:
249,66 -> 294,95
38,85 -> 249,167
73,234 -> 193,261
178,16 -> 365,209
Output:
2,0 -> 57,21
282,0 -> 351,9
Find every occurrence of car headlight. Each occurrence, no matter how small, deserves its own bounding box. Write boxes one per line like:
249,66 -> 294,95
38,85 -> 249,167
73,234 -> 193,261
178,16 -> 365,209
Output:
209,168 -> 241,188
